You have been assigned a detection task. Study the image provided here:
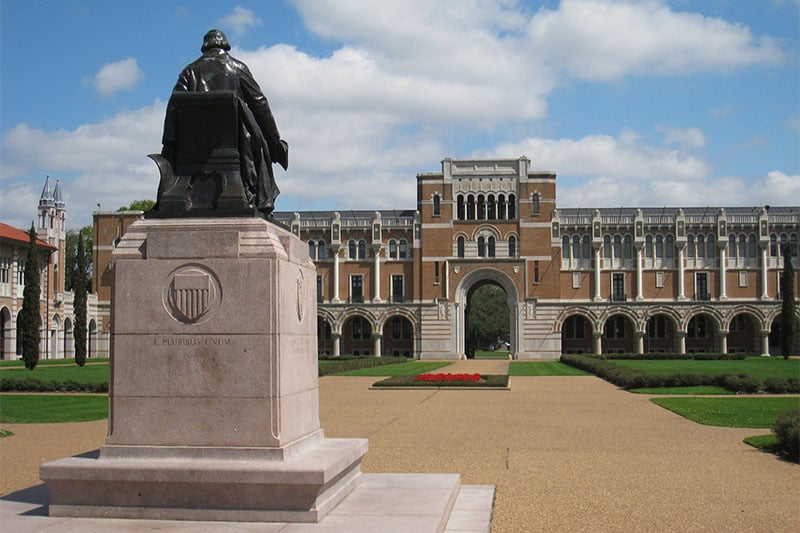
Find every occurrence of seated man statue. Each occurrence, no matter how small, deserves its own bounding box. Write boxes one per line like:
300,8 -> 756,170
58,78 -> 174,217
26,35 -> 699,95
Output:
151,29 -> 288,217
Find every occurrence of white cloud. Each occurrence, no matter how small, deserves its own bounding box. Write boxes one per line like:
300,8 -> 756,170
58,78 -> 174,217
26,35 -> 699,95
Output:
527,0 -> 785,80
657,126 -> 707,149
218,6 -> 262,37
87,58 -> 144,97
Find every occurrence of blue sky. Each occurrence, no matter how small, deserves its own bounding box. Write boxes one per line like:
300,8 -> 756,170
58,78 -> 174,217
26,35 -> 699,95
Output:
1,0 -> 798,230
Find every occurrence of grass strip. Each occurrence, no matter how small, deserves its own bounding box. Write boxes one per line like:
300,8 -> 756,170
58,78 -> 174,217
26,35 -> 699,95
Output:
0,358 -> 109,368
0,394 -> 108,423
743,434 -> 778,450
613,357 -> 800,381
335,361 -> 453,377
650,397 -> 800,428
509,362 -> 590,376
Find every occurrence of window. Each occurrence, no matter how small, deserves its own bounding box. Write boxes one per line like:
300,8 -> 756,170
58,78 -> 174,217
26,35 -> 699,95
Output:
317,240 -> 326,260
687,315 -> 708,338
477,195 -> 486,220
488,236 -> 496,258
348,240 -> 356,259
434,262 -> 440,285
730,315 -> 747,332
358,239 -> 366,260
309,240 -> 316,259
665,234 -> 674,261
770,233 -> 778,257
389,239 -> 397,259
532,193 -> 540,216
507,194 -> 516,219
398,239 -> 407,259
308,240 -> 326,260
562,236 -> 570,260
457,236 -> 465,258
748,234 -> 757,259
604,316 -> 626,339
645,235 -> 653,259
0,257 -> 10,297
478,236 -> 486,257
656,271 -> 664,288
738,271 -> 747,287
487,195 -> 496,220
687,234 -> 695,258
467,195 -> 475,220
390,316 -> 413,340
508,236 -> 517,258
648,316 -> 667,338
695,272 -> 709,300
433,194 -> 441,216
498,194 -> 506,220
612,273 -> 625,302
350,275 -> 363,303
457,196 -> 465,220
534,260 -> 540,284
316,275 -> 323,303
318,317 -> 331,340
351,316 -> 371,339
564,316 -> 585,339
392,274 -> 404,302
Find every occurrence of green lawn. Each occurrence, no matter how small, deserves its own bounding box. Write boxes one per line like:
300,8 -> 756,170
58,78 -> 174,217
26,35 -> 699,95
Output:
0,361 -> 109,385
0,394 -> 108,423
0,358 -> 109,368
650,397 -> 800,428
631,386 -> 732,395
335,361 -> 453,376
509,362 -> 590,376
613,357 -> 799,380
474,351 -> 509,359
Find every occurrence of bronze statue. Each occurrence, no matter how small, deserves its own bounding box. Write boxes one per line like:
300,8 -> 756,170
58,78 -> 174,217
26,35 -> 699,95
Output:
149,29 -> 288,217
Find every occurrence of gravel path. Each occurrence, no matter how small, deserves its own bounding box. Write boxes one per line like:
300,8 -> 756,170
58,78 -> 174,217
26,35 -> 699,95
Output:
2,375 -> 798,532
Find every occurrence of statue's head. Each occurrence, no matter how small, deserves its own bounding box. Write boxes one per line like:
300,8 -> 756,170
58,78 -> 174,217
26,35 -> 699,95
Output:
201,29 -> 231,53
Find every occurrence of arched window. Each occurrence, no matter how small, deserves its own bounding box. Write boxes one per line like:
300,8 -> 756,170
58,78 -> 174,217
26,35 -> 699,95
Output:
433,194 -> 441,216
790,233 -> 799,257
748,234 -> 757,259
706,234 -> 715,259
457,236 -> 465,258
467,195 -> 475,220
738,234 -> 746,259
729,234 -> 738,258
613,235 -> 622,260
318,241 -> 326,259
572,236 -> 581,261
498,194 -> 506,220
562,235 -> 570,259
478,236 -> 486,257
770,233 -> 778,257
687,234 -> 695,258
358,239 -> 366,260
398,239 -> 408,259
645,235 -> 653,258
624,235 -> 633,260
389,239 -> 397,259
697,234 -> 705,258
348,240 -> 356,259
582,235 -> 590,261
655,235 -> 664,259
508,236 -> 516,257
665,234 -> 674,260
603,235 -> 612,259
457,196 -> 465,220
477,195 -> 486,220
488,236 -> 496,258
507,194 -> 516,219
309,240 -> 316,260
487,195 -> 496,220
532,193 -> 540,216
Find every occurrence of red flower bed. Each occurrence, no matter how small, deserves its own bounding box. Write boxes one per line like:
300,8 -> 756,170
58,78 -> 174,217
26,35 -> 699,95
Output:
413,373 -> 482,383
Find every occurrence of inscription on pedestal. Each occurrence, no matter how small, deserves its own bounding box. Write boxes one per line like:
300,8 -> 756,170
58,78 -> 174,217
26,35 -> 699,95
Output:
152,336 -> 233,346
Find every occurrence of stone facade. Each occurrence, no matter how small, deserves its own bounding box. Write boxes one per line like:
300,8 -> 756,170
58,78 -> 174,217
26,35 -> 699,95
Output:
0,177 -> 107,360
94,157 -> 800,360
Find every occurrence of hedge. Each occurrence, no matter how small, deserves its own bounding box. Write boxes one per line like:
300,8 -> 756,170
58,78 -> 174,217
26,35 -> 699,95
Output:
773,408 -> 800,462
318,356 -> 410,376
594,353 -> 748,361
0,378 -> 108,393
560,354 -> 799,394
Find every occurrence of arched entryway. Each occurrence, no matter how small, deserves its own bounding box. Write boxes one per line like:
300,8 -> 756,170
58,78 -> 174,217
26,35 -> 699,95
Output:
341,314 -> 374,356
601,313 -> 636,354
727,312 -> 760,355
382,315 -> 414,357
88,319 -> 97,358
769,314 -> 800,356
645,313 -> 678,353
50,314 -> 61,359
63,317 -> 74,360
317,316 -> 333,356
453,268 -> 519,359
686,313 -> 718,353
561,314 -> 592,354
0,307 -> 11,360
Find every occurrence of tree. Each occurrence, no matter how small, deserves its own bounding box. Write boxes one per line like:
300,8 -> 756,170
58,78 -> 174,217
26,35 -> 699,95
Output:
466,284 -> 509,355
780,245 -> 796,359
18,225 -> 42,370
74,233 -> 88,366
65,226 -> 92,292
118,199 -> 155,212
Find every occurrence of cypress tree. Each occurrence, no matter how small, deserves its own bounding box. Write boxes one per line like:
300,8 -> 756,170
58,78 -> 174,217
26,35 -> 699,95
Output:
18,225 -> 42,370
74,234 -> 88,366
780,245 -> 796,358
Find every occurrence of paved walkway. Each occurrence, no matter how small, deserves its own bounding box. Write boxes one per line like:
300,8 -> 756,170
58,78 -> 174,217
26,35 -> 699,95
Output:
2,374 -> 799,531
437,359 -> 510,375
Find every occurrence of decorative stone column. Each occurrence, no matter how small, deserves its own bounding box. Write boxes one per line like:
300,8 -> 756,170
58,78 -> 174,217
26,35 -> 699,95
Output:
718,244 -> 727,300
677,246 -> 686,300
760,246 -> 769,300
719,330 -> 728,355
760,329 -> 770,357
635,331 -> 644,355
332,245 -> 341,303
635,244 -> 644,301
332,332 -> 341,357
593,331 -> 602,355
373,332 -> 382,357
677,331 -> 686,354
593,246 -> 602,301
372,244 -> 382,302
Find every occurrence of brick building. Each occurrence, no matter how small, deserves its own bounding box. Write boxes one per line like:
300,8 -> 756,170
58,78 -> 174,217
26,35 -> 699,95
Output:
1,177 -> 107,360
93,157 -> 800,360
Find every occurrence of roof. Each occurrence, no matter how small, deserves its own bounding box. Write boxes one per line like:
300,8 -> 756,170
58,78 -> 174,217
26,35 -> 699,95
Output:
0,223 -> 56,250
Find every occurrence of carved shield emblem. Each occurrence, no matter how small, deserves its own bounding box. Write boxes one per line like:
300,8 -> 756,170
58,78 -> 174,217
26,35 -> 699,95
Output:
163,265 -> 221,324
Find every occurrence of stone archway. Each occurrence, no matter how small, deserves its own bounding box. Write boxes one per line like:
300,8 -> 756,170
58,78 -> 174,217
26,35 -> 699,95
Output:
453,268 -> 520,359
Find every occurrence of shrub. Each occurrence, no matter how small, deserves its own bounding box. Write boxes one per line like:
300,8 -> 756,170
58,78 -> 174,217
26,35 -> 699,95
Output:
716,374 -> 760,394
772,408 -> 800,462
318,356 -> 409,376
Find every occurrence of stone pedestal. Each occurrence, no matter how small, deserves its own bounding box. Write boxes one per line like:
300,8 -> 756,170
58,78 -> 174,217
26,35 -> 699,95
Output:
40,218 -> 367,522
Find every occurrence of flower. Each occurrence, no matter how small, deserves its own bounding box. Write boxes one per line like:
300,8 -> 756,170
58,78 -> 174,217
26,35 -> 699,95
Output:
413,373 -> 482,383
